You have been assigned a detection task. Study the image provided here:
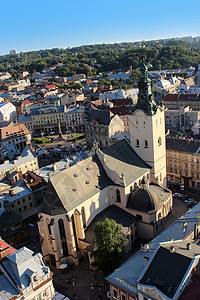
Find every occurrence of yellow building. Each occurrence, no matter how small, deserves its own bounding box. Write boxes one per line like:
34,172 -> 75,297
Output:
166,137 -> 200,188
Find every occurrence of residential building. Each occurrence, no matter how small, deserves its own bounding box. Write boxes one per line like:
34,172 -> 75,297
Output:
110,98 -> 133,133
107,71 -> 131,81
0,246 -> 55,299
0,146 -> 39,181
31,105 -> 66,133
65,106 -> 86,132
0,72 -> 11,81
0,124 -> 31,151
85,104 -> 124,148
0,144 -> 18,161
106,201 -> 200,300
99,89 -> 127,101
166,137 -> 200,188
18,114 -> 33,132
177,76 -> 196,93
152,77 -> 180,96
163,94 -> 200,110
0,101 -> 16,125
165,106 -> 200,134
0,199 -> 30,247
72,74 -> 86,81
60,90 -> 85,105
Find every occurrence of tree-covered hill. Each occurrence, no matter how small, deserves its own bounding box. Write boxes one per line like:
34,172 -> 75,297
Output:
0,38 -> 200,79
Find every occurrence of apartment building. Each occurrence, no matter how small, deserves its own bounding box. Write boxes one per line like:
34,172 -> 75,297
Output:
31,105 -> 66,132
0,124 -> 31,151
165,106 -> 200,134
166,137 -> 200,188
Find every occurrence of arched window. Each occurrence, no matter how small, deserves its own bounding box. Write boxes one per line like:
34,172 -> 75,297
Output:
136,139 -> 140,147
144,140 -> 148,148
158,137 -> 162,146
81,207 -> 87,228
116,189 -> 121,203
58,219 -> 68,256
71,215 -> 78,250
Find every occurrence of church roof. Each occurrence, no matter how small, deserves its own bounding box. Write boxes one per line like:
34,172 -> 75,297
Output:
103,139 -> 151,185
84,205 -> 137,247
42,139 -> 151,215
87,104 -> 115,125
42,154 -> 114,215
127,183 -> 170,213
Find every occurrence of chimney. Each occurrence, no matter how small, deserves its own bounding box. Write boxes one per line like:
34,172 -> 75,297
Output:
144,244 -> 149,252
53,163 -> 57,173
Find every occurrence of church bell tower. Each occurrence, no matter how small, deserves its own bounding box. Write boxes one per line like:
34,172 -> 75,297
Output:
129,58 -> 166,187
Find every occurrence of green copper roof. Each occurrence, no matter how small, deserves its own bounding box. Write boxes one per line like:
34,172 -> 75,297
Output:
130,57 -> 158,115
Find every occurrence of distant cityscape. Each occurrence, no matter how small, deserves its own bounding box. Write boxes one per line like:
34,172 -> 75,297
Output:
1,37 -> 200,299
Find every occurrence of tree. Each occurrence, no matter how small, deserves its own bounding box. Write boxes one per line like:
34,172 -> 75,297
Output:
92,218 -> 127,275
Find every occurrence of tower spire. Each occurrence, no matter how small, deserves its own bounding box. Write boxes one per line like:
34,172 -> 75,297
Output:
130,57 -> 158,115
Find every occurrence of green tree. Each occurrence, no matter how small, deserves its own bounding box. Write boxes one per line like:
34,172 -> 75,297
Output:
92,218 -> 127,275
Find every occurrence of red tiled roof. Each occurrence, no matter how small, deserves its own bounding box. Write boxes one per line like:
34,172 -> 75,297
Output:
0,239 -> 16,254
0,124 -> 29,139
163,94 -> 179,101
45,84 -> 56,90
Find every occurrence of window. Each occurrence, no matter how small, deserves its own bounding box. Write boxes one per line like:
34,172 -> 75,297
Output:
116,189 -> 121,203
28,196 -> 31,200
17,200 -> 20,205
81,207 -> 87,228
158,137 -> 162,146
136,139 -> 139,147
22,198 -> 25,203
121,294 -> 126,300
58,219 -> 68,256
19,208 -> 21,212
113,289 -> 117,297
24,205 -> 27,210
30,202 -> 32,207
144,140 -> 148,148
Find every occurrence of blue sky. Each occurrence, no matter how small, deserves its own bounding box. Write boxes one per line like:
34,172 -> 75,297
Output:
1,0 -> 199,55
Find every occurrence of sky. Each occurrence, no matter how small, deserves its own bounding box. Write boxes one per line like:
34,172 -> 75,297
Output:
1,0 -> 200,56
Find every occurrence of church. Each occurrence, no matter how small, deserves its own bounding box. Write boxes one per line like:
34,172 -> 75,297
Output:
37,60 -> 172,268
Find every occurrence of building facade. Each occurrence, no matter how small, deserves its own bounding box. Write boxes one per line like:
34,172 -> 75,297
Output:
166,137 -> 200,188
0,124 -> 31,151
31,105 -> 66,133
165,106 -> 200,134
65,106 -> 86,132
0,246 -> 55,299
85,105 -> 125,148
